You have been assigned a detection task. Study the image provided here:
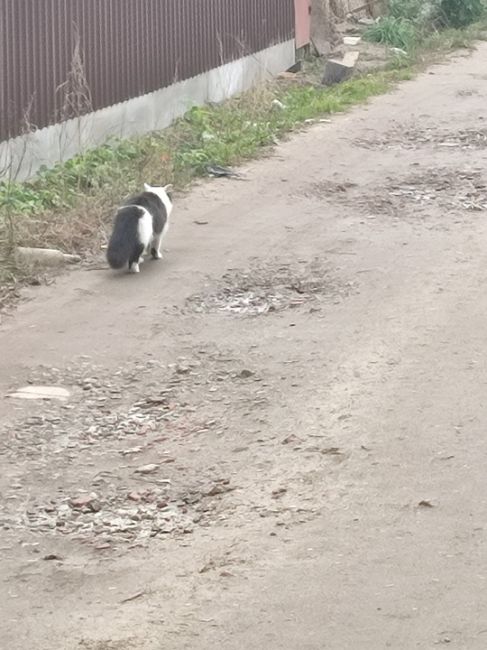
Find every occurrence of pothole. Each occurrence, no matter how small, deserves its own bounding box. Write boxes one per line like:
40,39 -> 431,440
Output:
298,169 -> 487,218
354,126 -> 487,150
363,168 -> 487,214
1,479 -> 234,545
186,259 -> 355,316
0,352 -> 263,546
297,180 -> 358,201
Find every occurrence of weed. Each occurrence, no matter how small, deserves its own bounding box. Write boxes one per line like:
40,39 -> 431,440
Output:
364,16 -> 419,50
422,23 -> 486,51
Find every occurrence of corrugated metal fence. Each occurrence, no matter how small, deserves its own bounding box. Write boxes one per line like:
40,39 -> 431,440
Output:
0,0 -> 294,142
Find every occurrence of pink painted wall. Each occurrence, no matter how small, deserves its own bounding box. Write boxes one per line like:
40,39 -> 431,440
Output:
295,0 -> 311,48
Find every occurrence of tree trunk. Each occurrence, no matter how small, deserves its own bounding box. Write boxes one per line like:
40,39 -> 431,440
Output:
310,0 -> 340,55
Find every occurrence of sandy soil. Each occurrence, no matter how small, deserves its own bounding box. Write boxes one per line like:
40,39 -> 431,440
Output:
1,44 -> 487,650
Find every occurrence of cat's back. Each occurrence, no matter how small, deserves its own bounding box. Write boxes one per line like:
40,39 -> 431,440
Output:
123,191 -> 164,215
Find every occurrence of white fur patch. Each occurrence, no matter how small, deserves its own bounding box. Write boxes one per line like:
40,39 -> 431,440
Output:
144,183 -> 173,219
136,207 -> 153,248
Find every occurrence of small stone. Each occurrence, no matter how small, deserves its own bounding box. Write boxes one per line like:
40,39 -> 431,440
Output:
175,364 -> 191,375
391,47 -> 407,56
134,464 -> 159,475
69,493 -> 99,510
128,492 -> 142,502
358,17 -> 375,26
89,500 -> 102,512
43,553 -> 63,561
206,483 -> 232,497
237,369 -> 254,379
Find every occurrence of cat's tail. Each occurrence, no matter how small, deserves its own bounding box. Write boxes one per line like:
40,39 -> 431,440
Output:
106,206 -> 142,270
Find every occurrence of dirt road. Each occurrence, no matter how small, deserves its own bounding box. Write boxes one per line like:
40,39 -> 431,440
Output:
1,45 -> 487,650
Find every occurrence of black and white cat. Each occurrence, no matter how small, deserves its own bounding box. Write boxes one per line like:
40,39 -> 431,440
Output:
107,183 -> 173,273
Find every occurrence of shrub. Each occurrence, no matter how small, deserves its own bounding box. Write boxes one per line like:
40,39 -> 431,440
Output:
387,0 -> 432,22
366,0 -> 486,50
438,0 -> 486,28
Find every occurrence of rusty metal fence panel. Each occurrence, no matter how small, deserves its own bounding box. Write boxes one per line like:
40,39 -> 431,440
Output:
0,0 -> 294,142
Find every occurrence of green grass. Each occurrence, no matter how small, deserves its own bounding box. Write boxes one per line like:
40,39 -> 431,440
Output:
0,69 -> 409,295
0,68 -> 410,229
364,16 -> 419,51
422,21 -> 487,50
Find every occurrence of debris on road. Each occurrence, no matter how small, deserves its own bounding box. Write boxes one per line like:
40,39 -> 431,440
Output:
206,164 -> 243,179
134,464 -> 159,475
120,591 -> 146,604
15,247 -> 81,267
418,500 -> 435,508
186,259 -> 355,316
7,385 -> 70,401
343,36 -> 361,45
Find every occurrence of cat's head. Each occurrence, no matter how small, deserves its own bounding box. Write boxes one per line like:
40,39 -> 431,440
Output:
144,183 -> 173,215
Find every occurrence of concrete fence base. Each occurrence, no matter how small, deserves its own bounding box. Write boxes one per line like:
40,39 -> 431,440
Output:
0,40 -> 295,182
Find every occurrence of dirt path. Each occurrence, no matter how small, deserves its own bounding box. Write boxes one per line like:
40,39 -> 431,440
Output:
2,45 -> 487,650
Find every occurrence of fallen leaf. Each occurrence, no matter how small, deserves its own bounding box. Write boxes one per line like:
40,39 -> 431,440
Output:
199,561 -> 215,574
272,488 -> 287,499
282,434 -> 302,445
321,447 -> 342,455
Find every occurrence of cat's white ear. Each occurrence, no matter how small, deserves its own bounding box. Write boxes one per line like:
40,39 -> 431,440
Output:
164,184 -> 173,193
144,183 -> 151,192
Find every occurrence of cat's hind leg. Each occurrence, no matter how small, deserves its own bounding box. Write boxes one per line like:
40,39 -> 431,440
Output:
129,242 -> 145,273
150,233 -> 163,260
